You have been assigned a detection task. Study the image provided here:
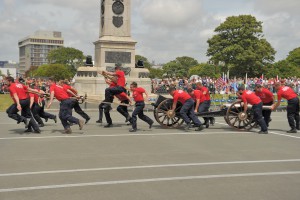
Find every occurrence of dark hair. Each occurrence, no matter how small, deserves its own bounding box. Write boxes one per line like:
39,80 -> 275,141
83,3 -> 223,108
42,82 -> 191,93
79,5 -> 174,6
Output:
18,77 -> 25,83
115,63 -> 121,70
6,76 -> 14,83
64,79 -> 70,84
130,82 -> 138,87
48,77 -> 55,82
187,88 -> 194,93
30,83 -> 36,89
255,84 -> 262,88
238,85 -> 245,91
168,86 -> 176,93
274,82 -> 281,87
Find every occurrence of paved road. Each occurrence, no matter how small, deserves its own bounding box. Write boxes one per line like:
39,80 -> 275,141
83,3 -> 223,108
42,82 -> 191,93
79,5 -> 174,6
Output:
0,111 -> 300,200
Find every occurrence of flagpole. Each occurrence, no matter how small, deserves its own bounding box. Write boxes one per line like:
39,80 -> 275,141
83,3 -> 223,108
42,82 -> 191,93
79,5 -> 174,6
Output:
245,73 -> 248,88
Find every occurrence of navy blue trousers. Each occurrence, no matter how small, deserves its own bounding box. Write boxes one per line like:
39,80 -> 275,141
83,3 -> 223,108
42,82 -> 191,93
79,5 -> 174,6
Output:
287,97 -> 300,129
59,99 -> 80,129
131,101 -> 153,129
6,99 -> 40,131
180,98 -> 201,126
252,102 -> 268,132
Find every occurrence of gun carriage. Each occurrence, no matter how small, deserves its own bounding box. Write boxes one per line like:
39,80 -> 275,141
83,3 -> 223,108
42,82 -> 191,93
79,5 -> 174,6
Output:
152,95 -> 266,131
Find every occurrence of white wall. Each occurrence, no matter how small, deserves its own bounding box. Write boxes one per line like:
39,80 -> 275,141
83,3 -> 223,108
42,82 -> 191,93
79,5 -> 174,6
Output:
0,68 -> 17,79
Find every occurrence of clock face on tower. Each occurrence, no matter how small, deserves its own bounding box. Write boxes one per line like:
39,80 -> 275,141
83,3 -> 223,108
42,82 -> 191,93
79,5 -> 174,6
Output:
112,0 -> 124,15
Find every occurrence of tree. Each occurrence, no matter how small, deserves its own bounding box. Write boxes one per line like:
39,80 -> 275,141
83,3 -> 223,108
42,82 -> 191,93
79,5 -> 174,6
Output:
207,15 -> 276,77
163,56 -> 198,77
265,60 -> 300,78
286,47 -> 300,67
33,64 -> 74,81
148,68 -> 164,79
25,66 -> 39,78
189,63 -> 221,78
47,47 -> 85,75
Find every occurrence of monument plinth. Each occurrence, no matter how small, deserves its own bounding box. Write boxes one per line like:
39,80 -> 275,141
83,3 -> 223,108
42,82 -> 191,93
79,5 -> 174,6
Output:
75,0 -> 151,99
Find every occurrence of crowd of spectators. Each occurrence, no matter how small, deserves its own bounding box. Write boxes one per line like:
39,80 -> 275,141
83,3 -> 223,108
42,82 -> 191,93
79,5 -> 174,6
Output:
0,77 -> 49,94
2,76 -> 300,96
151,76 -> 300,95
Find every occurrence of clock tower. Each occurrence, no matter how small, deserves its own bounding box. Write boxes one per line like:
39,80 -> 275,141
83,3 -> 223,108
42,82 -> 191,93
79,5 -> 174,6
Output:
94,0 -> 136,70
75,0 -> 151,99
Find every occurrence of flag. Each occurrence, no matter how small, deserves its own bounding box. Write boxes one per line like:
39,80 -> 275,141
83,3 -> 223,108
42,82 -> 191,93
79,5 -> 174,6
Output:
216,77 -> 225,88
256,79 -> 262,85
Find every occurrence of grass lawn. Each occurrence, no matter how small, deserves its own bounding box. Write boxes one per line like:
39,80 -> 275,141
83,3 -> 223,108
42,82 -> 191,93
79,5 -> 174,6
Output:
0,94 -> 13,111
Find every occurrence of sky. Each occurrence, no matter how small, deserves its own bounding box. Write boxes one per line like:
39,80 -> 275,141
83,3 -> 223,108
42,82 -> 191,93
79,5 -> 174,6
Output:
0,0 -> 299,64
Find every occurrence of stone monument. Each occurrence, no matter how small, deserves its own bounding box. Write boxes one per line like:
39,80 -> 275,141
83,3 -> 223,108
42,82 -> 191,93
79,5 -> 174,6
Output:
75,0 -> 151,99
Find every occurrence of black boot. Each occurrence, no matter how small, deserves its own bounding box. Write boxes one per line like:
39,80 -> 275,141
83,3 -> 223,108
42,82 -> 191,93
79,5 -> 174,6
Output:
287,129 -> 297,133
24,128 -> 33,133
205,120 -> 209,128
104,123 -> 113,128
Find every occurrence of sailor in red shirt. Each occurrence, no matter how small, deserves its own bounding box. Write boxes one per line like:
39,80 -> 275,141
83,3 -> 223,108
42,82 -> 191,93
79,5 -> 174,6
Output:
96,78 -> 118,125
63,79 -> 90,124
187,88 -> 204,113
169,87 -> 203,131
116,92 -> 132,124
99,63 -> 127,103
98,91 -> 132,128
237,86 -> 268,134
47,77 -> 84,134
29,84 -> 57,127
271,82 -> 299,133
5,76 -> 41,133
255,84 -> 274,127
129,82 -> 153,132
196,82 -> 215,128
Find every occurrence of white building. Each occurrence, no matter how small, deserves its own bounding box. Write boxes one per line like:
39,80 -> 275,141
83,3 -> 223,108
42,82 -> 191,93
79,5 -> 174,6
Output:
18,30 -> 64,76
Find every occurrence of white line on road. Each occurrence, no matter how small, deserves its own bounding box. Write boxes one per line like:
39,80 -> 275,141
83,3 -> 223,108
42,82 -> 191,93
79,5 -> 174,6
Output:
215,122 -> 300,139
1,171 -> 300,193
0,131 -> 238,140
1,159 -> 300,177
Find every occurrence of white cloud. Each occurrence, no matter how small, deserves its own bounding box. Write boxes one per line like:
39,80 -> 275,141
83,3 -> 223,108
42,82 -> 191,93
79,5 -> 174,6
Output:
253,0 -> 300,16
0,0 -> 299,65
139,0 -> 203,28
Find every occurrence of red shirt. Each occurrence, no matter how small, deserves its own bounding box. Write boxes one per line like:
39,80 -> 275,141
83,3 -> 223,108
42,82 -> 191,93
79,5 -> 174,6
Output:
116,70 -> 125,87
50,83 -> 69,101
9,83 -> 28,103
200,86 -> 210,101
255,88 -> 274,103
63,84 -> 77,97
241,90 -> 261,105
191,90 -> 205,103
115,92 -> 128,101
132,87 -> 145,102
29,91 -> 42,103
109,81 -> 117,88
173,90 -> 191,104
277,86 -> 298,101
